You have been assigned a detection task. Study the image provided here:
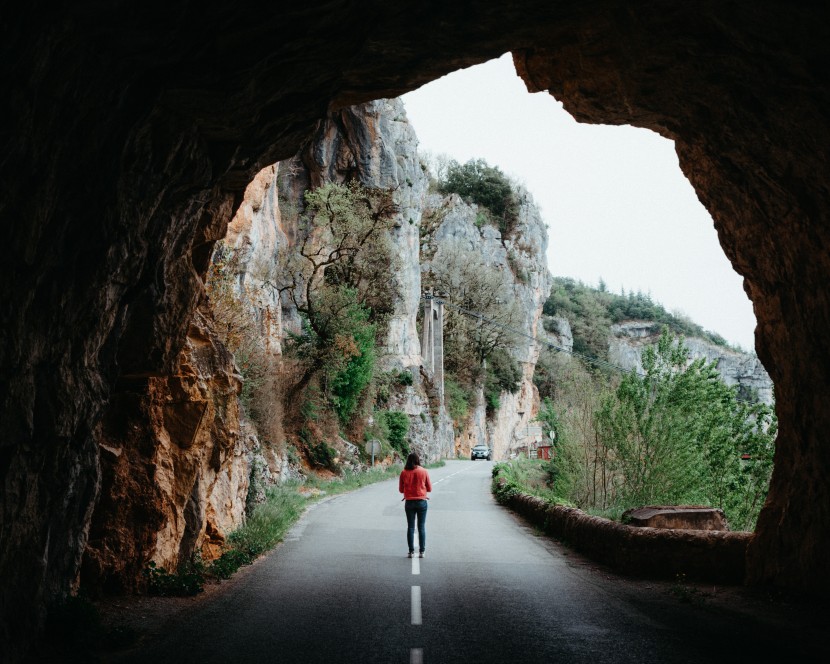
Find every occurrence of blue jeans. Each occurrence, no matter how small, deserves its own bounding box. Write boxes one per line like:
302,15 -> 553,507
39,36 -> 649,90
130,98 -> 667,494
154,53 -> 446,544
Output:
405,499 -> 428,553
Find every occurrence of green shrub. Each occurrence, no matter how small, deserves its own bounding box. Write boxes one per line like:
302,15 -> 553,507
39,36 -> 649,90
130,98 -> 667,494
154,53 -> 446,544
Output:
395,369 -> 414,386
444,375 -> 473,427
143,559 -> 205,597
440,158 -> 519,236
208,548 -> 253,579
384,410 -> 410,456
229,484 -> 307,558
330,306 -> 376,424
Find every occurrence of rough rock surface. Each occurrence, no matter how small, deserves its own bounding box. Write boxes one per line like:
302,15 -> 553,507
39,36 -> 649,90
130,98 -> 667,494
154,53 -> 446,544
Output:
609,322 -> 774,405
622,506 -> 730,532
3,2 -> 830,658
421,189 -> 552,459
278,98 -> 454,461
83,307 -> 245,592
542,316 -> 574,354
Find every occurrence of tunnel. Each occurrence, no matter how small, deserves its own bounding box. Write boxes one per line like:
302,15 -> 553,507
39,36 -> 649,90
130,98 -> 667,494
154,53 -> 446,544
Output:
2,1 -> 829,659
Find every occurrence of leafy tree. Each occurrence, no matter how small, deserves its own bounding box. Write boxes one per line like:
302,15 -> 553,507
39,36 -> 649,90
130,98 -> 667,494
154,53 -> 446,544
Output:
439,158 -> 520,237
594,329 -> 776,528
278,181 -> 399,410
329,306 -> 376,424
427,240 -> 522,387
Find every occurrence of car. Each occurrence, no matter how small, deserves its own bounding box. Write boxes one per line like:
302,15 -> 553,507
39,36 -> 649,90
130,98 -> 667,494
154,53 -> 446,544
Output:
471,444 -> 492,461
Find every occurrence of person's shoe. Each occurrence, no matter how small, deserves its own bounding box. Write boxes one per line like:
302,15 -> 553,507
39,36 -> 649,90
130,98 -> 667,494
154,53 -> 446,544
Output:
419,551 -> 425,558
408,551 -> 414,558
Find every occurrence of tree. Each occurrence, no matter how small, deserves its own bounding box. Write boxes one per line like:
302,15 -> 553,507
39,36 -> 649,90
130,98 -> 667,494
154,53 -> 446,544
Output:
439,158 -> 520,236
429,240 -> 521,367
277,181 -> 399,417
594,329 -> 776,528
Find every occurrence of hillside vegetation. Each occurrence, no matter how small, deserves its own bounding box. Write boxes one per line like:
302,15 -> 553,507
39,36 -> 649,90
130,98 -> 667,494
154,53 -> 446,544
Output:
543,277 -> 734,365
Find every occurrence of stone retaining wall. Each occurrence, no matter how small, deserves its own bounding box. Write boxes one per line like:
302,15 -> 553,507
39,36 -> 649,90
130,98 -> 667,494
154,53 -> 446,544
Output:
497,481 -> 751,584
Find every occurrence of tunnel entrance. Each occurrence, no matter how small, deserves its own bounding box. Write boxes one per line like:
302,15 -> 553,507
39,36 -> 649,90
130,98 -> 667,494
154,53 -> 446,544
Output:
3,3 -> 830,660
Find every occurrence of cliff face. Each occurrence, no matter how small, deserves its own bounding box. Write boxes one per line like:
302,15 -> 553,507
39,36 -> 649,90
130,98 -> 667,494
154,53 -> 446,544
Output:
421,187 -> 552,459
608,322 -> 774,405
83,307 -> 245,591
277,98 -> 455,461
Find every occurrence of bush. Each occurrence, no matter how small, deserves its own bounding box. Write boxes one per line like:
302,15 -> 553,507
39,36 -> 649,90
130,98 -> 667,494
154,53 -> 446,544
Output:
228,484 -> 307,558
395,369 -> 414,386
208,548 -> 253,579
384,410 -> 410,456
439,158 -> 520,237
444,375 -> 473,427
143,560 -> 204,597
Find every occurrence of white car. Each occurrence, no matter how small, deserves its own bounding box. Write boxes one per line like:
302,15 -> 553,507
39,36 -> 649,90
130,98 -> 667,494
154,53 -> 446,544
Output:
471,444 -> 492,461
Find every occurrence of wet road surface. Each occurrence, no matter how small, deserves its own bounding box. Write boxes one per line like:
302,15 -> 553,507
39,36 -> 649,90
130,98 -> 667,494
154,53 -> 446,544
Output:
111,460 -> 825,663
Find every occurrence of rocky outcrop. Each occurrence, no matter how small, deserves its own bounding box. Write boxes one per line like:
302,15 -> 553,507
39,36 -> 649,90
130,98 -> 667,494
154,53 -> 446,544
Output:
278,98 -> 454,461
83,307 -> 245,592
421,187 -> 552,459
608,322 -> 774,405
4,2 -> 830,658
543,316 -> 574,354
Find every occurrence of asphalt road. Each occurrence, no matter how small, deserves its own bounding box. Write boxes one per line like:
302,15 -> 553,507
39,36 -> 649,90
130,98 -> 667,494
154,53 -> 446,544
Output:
112,460 -> 825,663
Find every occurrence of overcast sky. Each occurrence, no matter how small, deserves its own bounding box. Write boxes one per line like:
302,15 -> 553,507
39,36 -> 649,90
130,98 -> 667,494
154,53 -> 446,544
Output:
401,54 -> 757,351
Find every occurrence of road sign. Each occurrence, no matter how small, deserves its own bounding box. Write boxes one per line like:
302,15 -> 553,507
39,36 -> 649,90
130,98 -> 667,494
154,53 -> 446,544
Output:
365,440 -> 382,456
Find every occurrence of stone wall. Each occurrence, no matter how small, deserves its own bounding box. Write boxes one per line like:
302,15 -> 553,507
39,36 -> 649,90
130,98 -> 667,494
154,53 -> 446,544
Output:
498,480 -> 750,584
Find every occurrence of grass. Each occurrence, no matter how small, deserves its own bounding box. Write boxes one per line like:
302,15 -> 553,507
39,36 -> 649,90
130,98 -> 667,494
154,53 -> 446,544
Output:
148,460 -> 435,593
144,458 -> 449,593
492,458 -> 573,506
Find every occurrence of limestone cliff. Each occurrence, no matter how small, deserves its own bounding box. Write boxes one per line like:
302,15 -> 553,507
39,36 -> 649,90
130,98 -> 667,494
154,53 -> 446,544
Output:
277,98 -> 454,461
608,321 -> 774,405
420,187 -> 552,459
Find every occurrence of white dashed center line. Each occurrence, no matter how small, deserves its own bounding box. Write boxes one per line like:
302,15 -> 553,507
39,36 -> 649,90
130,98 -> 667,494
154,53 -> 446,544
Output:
410,647 -> 423,664
412,554 -> 420,575
411,585 -> 422,625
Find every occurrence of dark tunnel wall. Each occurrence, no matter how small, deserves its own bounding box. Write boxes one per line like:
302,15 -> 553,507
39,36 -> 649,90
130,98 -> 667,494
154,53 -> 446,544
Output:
2,1 -> 829,659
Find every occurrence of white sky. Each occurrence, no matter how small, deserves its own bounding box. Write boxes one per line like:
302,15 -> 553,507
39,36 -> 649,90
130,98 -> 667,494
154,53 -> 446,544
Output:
401,54 -> 757,351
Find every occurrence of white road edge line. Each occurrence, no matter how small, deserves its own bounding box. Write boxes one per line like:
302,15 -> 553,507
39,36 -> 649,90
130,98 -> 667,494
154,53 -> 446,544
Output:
412,554 -> 420,575
411,586 -> 422,625
410,647 -> 423,664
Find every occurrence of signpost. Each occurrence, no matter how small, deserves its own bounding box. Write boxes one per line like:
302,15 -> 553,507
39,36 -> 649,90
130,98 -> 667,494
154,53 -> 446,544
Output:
365,439 -> 382,466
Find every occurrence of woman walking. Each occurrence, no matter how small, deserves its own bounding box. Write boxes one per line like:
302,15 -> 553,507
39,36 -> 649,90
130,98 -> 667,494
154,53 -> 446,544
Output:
399,452 -> 432,558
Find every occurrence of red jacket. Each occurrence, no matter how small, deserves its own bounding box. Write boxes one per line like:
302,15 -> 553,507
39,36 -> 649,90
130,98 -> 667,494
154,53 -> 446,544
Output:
399,466 -> 432,500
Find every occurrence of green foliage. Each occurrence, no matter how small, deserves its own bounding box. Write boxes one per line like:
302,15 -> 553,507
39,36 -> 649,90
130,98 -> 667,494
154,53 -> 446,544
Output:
384,410 -> 410,456
483,349 -> 522,417
530,326 -> 776,531
330,306 -> 376,423
279,181 -> 398,434
439,158 -> 520,236
143,559 -> 205,597
228,484 -> 307,559
487,348 -> 522,393
395,369 -> 414,386
544,277 -> 738,364
444,375 -> 473,428
208,548 -> 253,580
593,329 -> 776,529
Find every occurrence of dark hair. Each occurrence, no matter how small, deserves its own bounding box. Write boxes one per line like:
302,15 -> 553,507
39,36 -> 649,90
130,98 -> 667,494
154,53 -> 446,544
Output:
404,452 -> 421,471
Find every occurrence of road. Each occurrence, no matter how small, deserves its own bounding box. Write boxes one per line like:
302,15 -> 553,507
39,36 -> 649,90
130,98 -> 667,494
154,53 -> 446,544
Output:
112,460 -> 824,663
